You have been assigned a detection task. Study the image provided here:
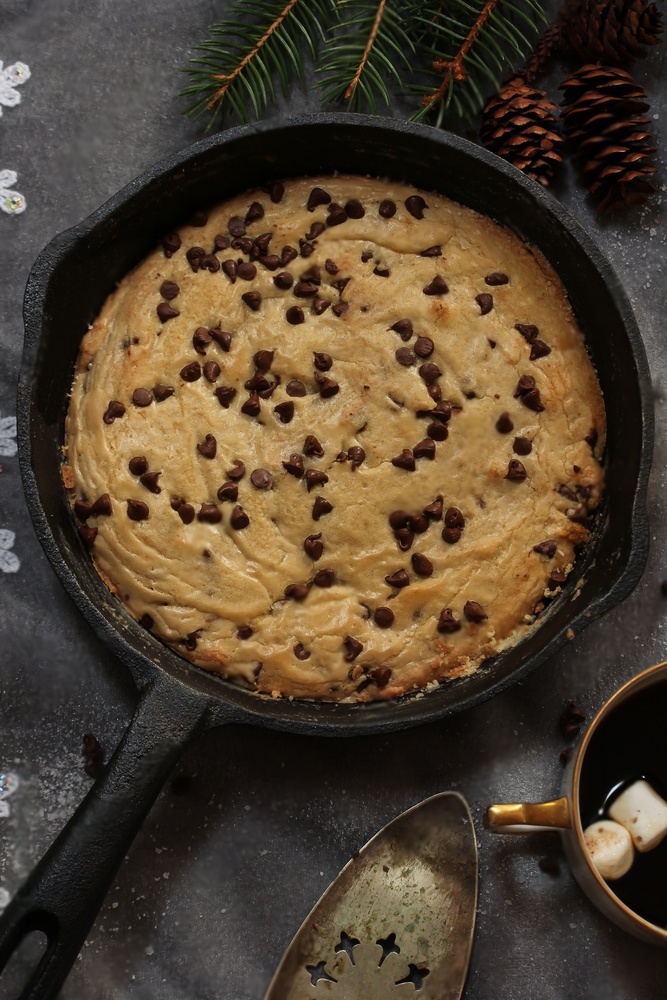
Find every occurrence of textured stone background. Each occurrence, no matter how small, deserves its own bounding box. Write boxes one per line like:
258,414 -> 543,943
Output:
0,1 -> 665,998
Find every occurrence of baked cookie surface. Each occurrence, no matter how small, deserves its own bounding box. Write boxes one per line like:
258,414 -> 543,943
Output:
65,175 -> 605,701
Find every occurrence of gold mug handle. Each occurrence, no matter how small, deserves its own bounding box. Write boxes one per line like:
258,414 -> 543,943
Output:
484,797 -> 572,834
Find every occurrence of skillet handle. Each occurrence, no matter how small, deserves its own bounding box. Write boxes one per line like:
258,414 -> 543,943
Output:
0,671 -> 212,1000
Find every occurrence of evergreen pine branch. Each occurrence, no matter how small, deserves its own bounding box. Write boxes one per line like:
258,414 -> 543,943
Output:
408,0 -> 546,125
317,0 -> 415,114
183,0 -> 334,128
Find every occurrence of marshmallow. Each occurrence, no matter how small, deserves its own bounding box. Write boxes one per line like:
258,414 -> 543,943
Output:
583,820 -> 634,881
608,780 -> 667,853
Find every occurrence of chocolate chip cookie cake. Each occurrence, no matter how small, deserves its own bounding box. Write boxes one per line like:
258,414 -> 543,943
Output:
65,175 -> 605,702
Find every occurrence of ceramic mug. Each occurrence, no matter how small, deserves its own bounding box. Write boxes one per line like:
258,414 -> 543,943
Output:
485,661 -> 667,946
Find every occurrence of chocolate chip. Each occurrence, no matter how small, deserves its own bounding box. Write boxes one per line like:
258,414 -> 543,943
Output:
391,449 -> 415,471
285,583 -> 310,601
227,460 -> 246,481
230,505 -> 250,530
423,276 -> 448,296
326,203 -> 347,227
307,187 -> 331,211
197,503 -> 221,523
420,497 -> 442,522
281,245 -> 298,266
496,412 -> 513,434
395,347 -> 415,366
160,280 -> 179,300
200,253 -> 220,273
418,362 -> 441,383
314,374 -> 338,398
411,553 -> 433,577
343,635 -> 363,661
558,485 -> 578,503
506,459 -> 527,481
139,472 -> 161,494
312,497 -> 333,520
585,428 -> 598,449
210,328 -> 232,351
190,210 -> 208,227
162,232 -> 181,257
437,608 -> 461,633
244,201 -> 264,225
191,327 -> 211,356
530,339 -> 551,360
186,246 -> 205,272
242,291 -> 262,311
183,630 -> 200,652
445,507 -> 464,529
221,259 -> 237,283
405,195 -> 427,219
260,254 -> 281,271
395,528 -> 414,551
267,181 -> 284,203
485,272 -> 509,285
237,261 -> 257,281
304,532 -> 323,559
241,392 -> 261,416
313,568 -> 335,587
85,494 -> 111,519
306,222 -> 326,242
373,264 -> 390,278
488,339 -> 496,349
348,446 -> 365,469
214,386 -> 237,408
422,422 -> 444,444
157,302 -> 180,323
323,259 -> 339,277
103,400 -> 125,424
127,499 -> 149,521
332,302 -> 349,317
203,361 -> 221,382
138,614 -> 154,632
420,245 -> 442,258
153,384 -> 175,402
245,370 -> 271,392
414,438 -> 436,460
515,323 -> 538,342
379,199 -> 396,218
385,569 -> 410,588
534,539 -> 557,557
273,400 -> 294,424
177,503 -> 195,524
228,216 -> 246,237
464,600 -> 487,622
389,510 -> 413,531
428,384 -> 442,402
129,456 -> 148,476
370,667 -> 393,688
442,526 -> 461,544
304,435 -> 324,457
213,234 -> 231,251
514,374 -> 544,411
237,624 -> 254,640
313,351 -> 333,371
513,436 -> 532,455
306,469 -> 329,491
286,306 -> 305,325
250,469 -> 272,489
180,362 -> 201,382
286,379 -> 306,398
414,337 -> 434,359
197,434 -> 217,459
568,504 -> 588,524
344,198 -> 365,219
130,388 -> 151,408
217,481 -> 238,502
475,293 -> 493,315
374,607 -> 394,628
294,642 -> 310,659
361,250 -> 373,263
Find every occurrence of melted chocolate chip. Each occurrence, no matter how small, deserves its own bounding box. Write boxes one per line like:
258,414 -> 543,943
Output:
476,293 -> 493,315
405,195 -> 427,219
177,503 -> 195,524
385,569 -> 410,588
312,497 -> 333,520
127,499 -> 149,521
392,449 -> 415,471
304,435 -> 324,457
313,568 -> 335,587
348,446 -> 365,469
496,412 -> 514,434
286,306 -> 305,325
217,481 -> 238,503
379,199 -> 396,218
506,459 -> 527,481
162,232 -> 181,257
157,302 -> 180,323
423,275 -> 449,296
424,495 -> 444,520
198,503 -> 222,523
197,434 -> 217,459
534,539 -> 557,557
307,187 -> 331,211
214,386 -> 237,408
285,583 -> 310,601
374,606 -> 394,627
437,608 -> 461,633
306,469 -> 329,491
411,552 -> 433,577
286,379 -> 307,397
396,347 -> 415,366
304,532 -> 323,560
230,505 -> 250,530
274,400 -> 295,423
294,642 -> 310,660
414,438 -> 436,460
513,436 -> 532,455
180,362 -> 202,382
140,472 -> 161,494
250,469 -> 272,490
203,361 -> 221,382
160,280 -> 179,300
464,600 -> 487,622
343,635 -> 363,661
153,384 -> 175,402
227,460 -> 246,481
241,392 -> 261,416
485,272 -> 509,286
103,400 -> 125,424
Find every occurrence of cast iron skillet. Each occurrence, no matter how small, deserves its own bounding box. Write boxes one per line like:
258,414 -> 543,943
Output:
2,115 -> 652,999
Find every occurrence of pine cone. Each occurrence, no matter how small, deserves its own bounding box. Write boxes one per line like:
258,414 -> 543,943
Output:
480,77 -> 564,186
560,65 -> 656,211
564,0 -> 663,65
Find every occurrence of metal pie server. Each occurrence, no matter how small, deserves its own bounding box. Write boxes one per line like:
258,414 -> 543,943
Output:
265,792 -> 478,1000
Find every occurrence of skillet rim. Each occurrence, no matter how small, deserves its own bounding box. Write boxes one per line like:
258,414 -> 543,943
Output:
17,113 -> 654,736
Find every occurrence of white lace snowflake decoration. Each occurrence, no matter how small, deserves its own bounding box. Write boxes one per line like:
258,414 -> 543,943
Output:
0,529 -> 20,573
0,61 -> 30,115
0,169 -> 25,214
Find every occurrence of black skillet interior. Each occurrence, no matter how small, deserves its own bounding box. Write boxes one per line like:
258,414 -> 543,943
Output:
19,114 -> 653,736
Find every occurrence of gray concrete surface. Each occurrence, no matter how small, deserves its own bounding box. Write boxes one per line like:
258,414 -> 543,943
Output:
0,2 -> 665,997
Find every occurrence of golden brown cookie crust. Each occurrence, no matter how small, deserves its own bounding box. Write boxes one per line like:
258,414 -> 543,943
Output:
65,175 -> 605,702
